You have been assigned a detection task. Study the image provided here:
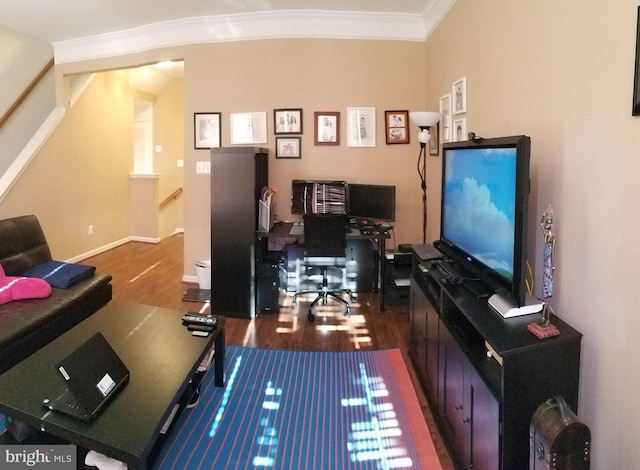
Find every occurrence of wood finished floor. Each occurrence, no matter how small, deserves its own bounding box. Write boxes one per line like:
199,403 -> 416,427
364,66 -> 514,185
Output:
82,233 -> 456,469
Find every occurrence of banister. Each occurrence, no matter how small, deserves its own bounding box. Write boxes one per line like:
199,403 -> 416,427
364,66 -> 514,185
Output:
0,58 -> 55,130
160,187 -> 183,209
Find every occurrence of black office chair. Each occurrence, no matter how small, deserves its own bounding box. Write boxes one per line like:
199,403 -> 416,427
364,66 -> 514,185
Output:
291,213 -> 355,321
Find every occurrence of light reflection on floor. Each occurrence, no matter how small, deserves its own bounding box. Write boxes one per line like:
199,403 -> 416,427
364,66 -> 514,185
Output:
276,292 -> 372,350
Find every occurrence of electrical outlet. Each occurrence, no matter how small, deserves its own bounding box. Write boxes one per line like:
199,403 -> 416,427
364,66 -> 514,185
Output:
196,161 -> 211,174
88,225 -> 94,235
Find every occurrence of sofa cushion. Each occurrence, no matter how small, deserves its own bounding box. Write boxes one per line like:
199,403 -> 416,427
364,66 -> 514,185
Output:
23,260 -> 96,288
0,272 -> 111,351
0,215 -> 52,276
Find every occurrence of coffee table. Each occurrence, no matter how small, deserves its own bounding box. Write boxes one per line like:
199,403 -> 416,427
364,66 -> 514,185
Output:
0,301 -> 225,469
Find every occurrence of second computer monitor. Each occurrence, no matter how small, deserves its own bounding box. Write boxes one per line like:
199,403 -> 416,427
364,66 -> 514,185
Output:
347,183 -> 396,224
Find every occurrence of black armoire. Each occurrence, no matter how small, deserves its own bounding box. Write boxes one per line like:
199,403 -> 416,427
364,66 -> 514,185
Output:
210,147 -> 268,318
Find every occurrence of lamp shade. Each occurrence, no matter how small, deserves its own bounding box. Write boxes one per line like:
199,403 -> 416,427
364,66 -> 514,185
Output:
409,111 -> 440,129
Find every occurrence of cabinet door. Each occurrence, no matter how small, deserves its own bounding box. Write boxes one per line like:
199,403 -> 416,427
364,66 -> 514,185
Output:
409,279 -> 427,377
424,294 -> 439,398
468,367 -> 501,470
438,323 -> 466,454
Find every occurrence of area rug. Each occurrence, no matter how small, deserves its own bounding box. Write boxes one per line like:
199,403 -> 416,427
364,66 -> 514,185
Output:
153,346 -> 441,469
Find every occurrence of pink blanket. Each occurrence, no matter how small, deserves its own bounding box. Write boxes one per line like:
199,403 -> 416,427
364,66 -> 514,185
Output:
0,265 -> 51,306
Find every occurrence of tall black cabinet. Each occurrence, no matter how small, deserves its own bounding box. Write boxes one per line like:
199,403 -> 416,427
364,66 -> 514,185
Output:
210,147 -> 268,318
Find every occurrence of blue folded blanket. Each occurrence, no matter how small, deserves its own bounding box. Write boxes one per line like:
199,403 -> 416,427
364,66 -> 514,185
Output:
23,260 -> 96,289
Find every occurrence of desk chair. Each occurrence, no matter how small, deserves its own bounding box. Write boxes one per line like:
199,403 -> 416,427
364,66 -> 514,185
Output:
291,213 -> 355,321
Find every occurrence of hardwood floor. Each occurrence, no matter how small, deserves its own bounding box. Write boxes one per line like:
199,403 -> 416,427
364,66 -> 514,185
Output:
82,233 -> 456,469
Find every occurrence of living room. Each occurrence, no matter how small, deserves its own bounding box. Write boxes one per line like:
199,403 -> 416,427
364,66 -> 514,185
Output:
1,1 -> 639,468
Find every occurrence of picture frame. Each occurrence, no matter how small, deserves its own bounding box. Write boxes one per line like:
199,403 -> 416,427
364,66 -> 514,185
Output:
194,112 -> 221,149
274,108 -> 303,134
452,117 -> 467,142
346,107 -> 376,147
439,94 -> 452,143
230,112 -> 267,145
314,112 -> 340,145
452,77 -> 468,115
275,137 -> 301,159
429,122 -> 440,156
384,110 -> 410,144
633,6 -> 640,116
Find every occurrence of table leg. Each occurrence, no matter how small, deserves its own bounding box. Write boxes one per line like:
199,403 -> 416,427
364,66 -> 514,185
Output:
214,327 -> 225,387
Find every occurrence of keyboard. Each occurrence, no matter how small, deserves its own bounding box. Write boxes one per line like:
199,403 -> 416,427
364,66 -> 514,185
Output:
413,244 -> 444,261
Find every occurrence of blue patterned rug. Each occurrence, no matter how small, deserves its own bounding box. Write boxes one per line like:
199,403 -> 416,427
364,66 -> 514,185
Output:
153,346 -> 440,469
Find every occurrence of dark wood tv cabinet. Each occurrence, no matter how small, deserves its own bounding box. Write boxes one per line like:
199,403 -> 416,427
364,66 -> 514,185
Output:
409,251 -> 582,470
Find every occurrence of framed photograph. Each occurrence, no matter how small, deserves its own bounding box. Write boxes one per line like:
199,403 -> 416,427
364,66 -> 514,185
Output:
452,77 -> 468,115
429,122 -> 440,156
452,117 -> 467,142
314,112 -> 340,145
274,108 -> 303,134
194,112 -> 221,149
346,107 -> 376,147
439,94 -> 452,143
230,112 -> 267,145
275,137 -> 301,159
633,6 -> 640,116
384,110 -> 409,144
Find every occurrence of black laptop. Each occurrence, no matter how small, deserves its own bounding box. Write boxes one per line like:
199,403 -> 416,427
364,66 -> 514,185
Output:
42,332 -> 130,422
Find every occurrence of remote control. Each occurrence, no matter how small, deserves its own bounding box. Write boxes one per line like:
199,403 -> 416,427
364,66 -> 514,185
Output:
187,324 -> 214,332
182,313 -> 218,327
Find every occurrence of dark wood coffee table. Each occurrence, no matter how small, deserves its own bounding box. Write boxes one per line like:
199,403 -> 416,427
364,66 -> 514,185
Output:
0,301 -> 224,469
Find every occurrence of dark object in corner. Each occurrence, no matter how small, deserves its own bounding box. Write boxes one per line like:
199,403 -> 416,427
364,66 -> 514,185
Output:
530,396 -> 591,469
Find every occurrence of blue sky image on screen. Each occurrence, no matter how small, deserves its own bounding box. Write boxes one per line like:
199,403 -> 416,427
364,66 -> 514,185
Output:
443,147 -> 517,281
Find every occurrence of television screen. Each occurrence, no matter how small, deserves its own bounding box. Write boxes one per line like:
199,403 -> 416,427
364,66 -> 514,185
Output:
440,135 -> 531,307
347,184 -> 396,223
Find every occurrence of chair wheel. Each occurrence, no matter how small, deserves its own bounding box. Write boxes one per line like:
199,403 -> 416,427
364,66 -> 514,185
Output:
308,313 -> 315,322
344,307 -> 351,317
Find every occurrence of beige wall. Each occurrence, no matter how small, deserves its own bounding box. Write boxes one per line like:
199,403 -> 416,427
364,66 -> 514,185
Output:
181,39 -> 428,273
426,1 -> 640,468
0,70 -> 133,257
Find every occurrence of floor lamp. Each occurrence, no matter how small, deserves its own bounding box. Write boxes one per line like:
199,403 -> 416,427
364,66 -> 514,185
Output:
409,111 -> 440,244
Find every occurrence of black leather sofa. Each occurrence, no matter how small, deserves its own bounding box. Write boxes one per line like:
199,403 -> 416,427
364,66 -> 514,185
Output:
0,215 -> 112,374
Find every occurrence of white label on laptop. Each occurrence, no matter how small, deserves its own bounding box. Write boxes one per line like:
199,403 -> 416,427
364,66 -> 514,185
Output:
96,373 -> 116,397
59,366 -> 70,381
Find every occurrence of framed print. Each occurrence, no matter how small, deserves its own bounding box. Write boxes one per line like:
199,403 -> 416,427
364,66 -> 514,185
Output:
347,107 -> 376,147
230,112 -> 267,144
439,94 -> 452,143
384,110 -> 409,144
452,117 -> 467,142
633,6 -> 640,115
452,77 -> 467,114
274,108 -> 302,134
429,122 -> 440,156
275,137 -> 301,158
194,112 -> 221,149
314,112 -> 340,145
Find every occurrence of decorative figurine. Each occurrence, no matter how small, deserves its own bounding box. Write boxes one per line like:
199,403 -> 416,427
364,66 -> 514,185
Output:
528,205 -> 560,339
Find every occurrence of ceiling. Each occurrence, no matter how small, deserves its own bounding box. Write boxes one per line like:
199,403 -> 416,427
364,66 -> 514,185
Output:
0,0 -> 436,44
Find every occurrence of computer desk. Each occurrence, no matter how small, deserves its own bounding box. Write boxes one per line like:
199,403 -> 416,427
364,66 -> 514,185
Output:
257,221 -> 390,311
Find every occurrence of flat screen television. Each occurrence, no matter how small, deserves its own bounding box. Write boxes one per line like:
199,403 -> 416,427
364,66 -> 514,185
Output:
347,184 -> 396,223
439,135 -> 534,311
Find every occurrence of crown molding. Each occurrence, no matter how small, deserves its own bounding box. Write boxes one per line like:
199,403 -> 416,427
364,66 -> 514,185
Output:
52,4 -> 454,64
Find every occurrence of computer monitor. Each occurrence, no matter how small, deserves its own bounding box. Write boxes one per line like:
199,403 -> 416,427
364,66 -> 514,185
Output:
347,184 -> 396,223
291,180 -> 347,215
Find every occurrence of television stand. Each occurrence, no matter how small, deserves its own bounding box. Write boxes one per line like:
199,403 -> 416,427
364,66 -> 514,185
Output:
488,292 -> 544,318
